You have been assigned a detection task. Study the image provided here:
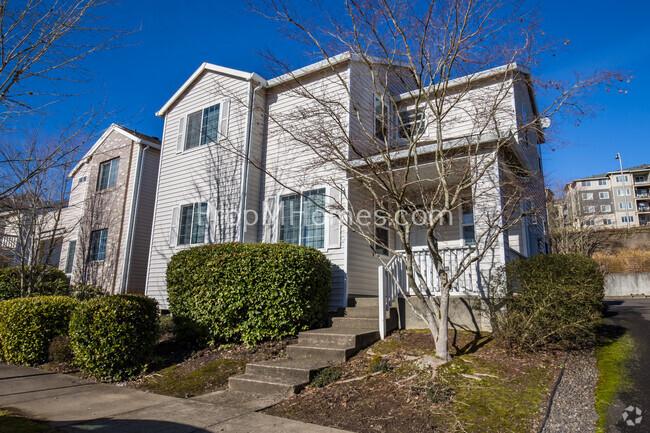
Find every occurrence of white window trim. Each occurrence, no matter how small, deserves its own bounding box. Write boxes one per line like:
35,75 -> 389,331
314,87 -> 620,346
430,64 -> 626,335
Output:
179,99 -> 230,153
173,201 -> 210,249
64,239 -> 77,275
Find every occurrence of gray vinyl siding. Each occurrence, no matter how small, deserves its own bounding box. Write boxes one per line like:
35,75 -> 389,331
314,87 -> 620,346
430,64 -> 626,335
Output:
146,71 -> 251,308
126,146 -> 160,294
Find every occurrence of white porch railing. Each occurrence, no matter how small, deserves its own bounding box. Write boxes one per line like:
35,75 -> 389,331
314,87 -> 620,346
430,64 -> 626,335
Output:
377,246 -> 479,338
0,235 -> 17,251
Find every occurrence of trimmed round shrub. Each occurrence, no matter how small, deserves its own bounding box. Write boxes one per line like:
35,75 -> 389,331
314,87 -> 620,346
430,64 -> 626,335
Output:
0,296 -> 79,365
69,295 -> 159,381
0,265 -> 70,301
495,253 -> 605,351
167,242 -> 332,346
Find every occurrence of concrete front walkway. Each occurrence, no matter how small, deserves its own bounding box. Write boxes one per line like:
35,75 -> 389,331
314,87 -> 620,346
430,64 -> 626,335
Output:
0,364 -> 350,432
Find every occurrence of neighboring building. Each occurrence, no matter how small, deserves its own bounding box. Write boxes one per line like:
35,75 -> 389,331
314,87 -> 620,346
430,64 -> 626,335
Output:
59,124 -> 161,294
564,164 -> 650,228
146,53 -> 548,312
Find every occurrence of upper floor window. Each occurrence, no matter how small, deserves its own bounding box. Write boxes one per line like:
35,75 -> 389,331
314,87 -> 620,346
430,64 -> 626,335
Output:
622,216 -> 634,223
88,229 -> 108,261
374,96 -> 388,141
178,202 -> 207,245
97,158 -> 119,190
617,188 -> 631,196
598,179 -> 607,186
186,104 -> 220,150
600,204 -> 611,213
615,175 -> 629,183
279,189 -> 325,249
619,202 -> 632,210
585,206 -> 595,213
603,218 -> 612,225
635,176 -> 646,183
582,180 -> 591,187
581,193 -> 593,200
398,109 -> 426,140
64,241 -> 76,274
599,192 -> 610,199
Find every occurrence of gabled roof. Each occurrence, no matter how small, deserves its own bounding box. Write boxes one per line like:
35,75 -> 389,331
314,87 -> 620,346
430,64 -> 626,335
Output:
69,124 -> 161,178
156,63 -> 267,118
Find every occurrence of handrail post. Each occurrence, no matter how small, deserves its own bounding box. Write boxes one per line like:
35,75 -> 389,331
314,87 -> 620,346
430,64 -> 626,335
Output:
378,265 -> 386,339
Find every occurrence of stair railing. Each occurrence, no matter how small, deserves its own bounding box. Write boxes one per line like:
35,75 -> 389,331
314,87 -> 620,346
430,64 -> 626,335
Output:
377,255 -> 406,339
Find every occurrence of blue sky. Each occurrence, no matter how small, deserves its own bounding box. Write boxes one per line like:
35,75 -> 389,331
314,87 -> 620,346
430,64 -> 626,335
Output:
18,0 -> 650,186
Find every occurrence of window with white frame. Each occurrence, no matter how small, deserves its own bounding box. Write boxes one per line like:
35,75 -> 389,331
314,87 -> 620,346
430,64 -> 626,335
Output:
185,104 -> 220,150
461,202 -> 475,246
635,176 -> 646,183
64,241 -> 76,274
603,218 -> 613,225
600,204 -> 611,212
585,206 -> 595,213
599,191 -> 609,199
619,202 -> 632,210
178,202 -> 207,245
585,219 -> 595,226
582,180 -> 591,187
398,109 -> 425,140
616,175 -> 629,183
374,96 -> 388,141
88,229 -> 108,262
374,210 -> 389,256
622,216 -> 634,223
97,158 -> 119,190
279,189 -> 326,249
617,188 -> 631,196
598,179 -> 607,186
581,193 -> 593,200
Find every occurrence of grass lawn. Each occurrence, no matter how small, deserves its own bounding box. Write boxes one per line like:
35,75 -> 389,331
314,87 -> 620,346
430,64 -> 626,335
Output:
0,409 -> 58,433
264,330 -> 562,433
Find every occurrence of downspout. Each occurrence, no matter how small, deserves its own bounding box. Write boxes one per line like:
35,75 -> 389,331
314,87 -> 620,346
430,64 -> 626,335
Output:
238,81 -> 263,242
120,144 -> 147,293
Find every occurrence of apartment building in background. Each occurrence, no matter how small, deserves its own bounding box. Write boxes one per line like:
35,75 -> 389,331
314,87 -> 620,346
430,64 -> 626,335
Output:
563,164 -> 650,228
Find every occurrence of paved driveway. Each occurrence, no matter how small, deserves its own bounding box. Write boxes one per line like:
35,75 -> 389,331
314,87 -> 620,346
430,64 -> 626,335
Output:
603,298 -> 650,433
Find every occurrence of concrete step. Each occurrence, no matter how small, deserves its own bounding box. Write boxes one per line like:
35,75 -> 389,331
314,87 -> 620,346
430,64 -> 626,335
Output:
347,297 -> 379,308
331,316 -> 380,329
298,328 -> 380,349
285,344 -> 356,363
228,373 -> 305,398
343,305 -> 380,318
244,358 -> 329,383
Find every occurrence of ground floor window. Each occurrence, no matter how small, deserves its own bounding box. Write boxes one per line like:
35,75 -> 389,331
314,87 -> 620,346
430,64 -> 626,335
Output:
88,229 -> 107,262
65,241 -> 76,273
279,189 -> 325,249
178,202 -> 207,245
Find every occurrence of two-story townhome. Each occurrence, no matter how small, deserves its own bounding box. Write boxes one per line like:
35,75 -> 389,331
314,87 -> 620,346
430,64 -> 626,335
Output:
59,124 -> 161,294
146,53 -> 548,318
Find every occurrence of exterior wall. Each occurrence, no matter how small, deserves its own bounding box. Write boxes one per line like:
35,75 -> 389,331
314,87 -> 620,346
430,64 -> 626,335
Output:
146,72 -> 254,308
262,66 -> 350,309
605,273 -> 650,297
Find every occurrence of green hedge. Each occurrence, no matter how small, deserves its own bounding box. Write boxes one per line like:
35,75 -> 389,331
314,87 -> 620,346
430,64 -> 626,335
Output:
69,295 -> 159,381
0,296 -> 79,365
495,253 -> 605,351
167,243 -> 332,346
0,265 -> 70,301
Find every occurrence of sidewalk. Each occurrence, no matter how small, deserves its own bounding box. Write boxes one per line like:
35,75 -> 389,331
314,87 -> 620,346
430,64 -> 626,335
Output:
0,364 -> 350,432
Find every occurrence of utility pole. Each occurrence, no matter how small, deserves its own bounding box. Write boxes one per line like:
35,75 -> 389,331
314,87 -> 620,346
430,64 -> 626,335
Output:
616,153 -> 631,229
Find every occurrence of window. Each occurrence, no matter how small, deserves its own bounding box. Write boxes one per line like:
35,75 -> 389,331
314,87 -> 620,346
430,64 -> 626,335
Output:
64,241 -> 76,274
178,202 -> 207,245
585,219 -> 595,226
374,96 -> 388,141
599,192 -> 609,199
585,206 -> 595,213
598,179 -> 607,186
88,229 -> 108,262
398,109 -> 425,140
635,176 -> 646,183
279,189 -> 326,249
461,203 -> 475,246
374,211 -> 389,256
185,104 -> 220,150
582,180 -> 591,187
97,158 -> 120,190
600,204 -> 611,212
581,193 -> 593,200
616,175 -> 629,183
619,202 -> 632,210
617,188 -> 631,196
603,219 -> 612,225
622,216 -> 634,223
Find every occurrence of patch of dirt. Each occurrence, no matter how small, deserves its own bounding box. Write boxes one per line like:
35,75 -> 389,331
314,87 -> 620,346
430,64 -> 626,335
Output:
264,330 -> 562,433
